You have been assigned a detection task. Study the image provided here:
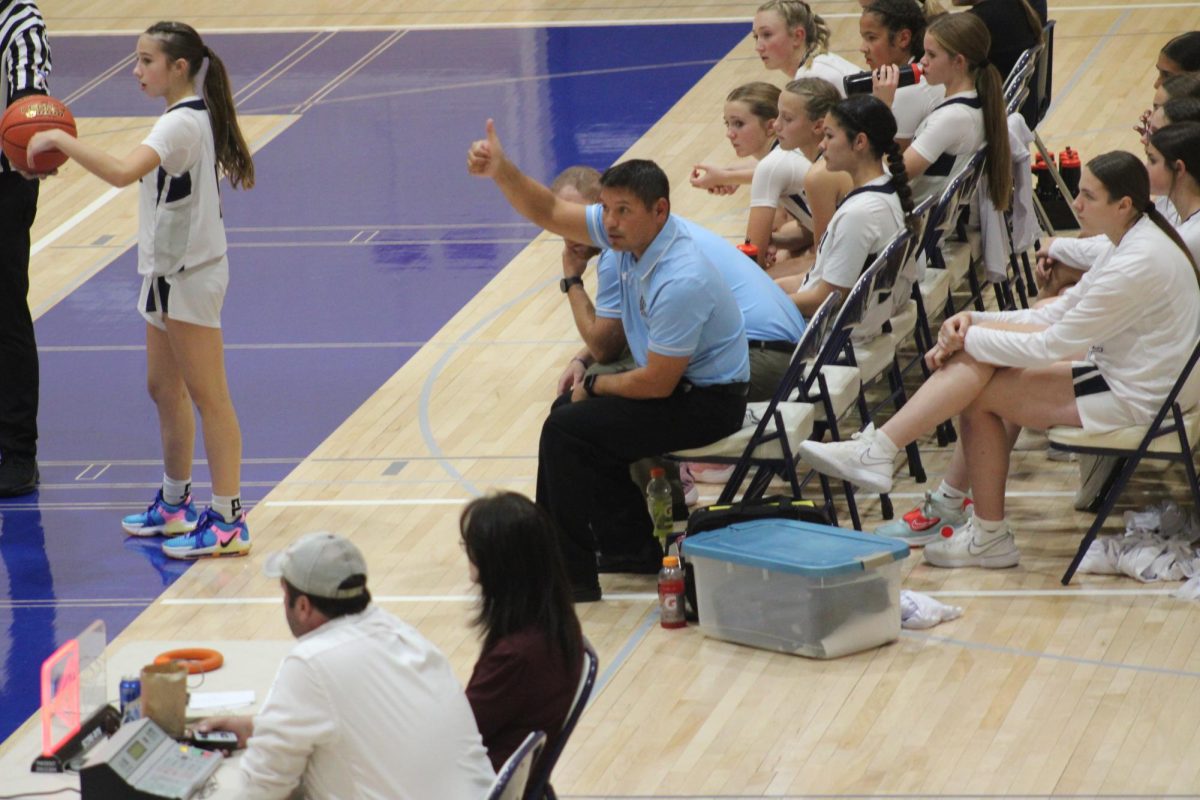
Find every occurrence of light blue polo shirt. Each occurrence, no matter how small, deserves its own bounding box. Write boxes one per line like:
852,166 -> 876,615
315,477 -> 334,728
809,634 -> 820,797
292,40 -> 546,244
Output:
597,217 -> 806,344
586,205 -> 749,386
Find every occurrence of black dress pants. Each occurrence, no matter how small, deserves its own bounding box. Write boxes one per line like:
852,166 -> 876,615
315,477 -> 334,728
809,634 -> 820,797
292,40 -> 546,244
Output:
0,172 -> 39,460
536,385 -> 746,590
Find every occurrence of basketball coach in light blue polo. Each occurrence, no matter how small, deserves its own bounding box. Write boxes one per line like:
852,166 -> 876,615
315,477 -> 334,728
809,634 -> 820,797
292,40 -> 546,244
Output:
467,120 -> 750,602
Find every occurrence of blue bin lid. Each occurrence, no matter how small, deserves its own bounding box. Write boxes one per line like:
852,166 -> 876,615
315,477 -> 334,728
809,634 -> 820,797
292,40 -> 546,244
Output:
682,519 -> 909,577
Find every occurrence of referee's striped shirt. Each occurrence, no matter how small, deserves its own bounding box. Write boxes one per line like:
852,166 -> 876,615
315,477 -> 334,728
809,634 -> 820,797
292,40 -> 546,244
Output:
1,0 -> 52,173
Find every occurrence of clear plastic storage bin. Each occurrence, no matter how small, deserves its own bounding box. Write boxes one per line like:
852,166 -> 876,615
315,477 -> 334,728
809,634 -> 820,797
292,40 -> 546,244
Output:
683,519 -> 910,659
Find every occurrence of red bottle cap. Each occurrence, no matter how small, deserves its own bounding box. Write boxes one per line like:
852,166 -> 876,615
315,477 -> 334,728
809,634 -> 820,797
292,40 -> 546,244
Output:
1059,147 -> 1080,168
737,243 -> 759,258
910,62 -> 923,82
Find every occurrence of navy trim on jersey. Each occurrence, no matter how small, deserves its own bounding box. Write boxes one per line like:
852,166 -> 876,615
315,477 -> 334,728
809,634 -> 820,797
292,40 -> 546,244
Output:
1072,365 -> 1110,398
787,192 -> 811,217
836,181 -> 896,209
923,96 -> 983,177
152,99 -> 207,205
144,276 -> 171,315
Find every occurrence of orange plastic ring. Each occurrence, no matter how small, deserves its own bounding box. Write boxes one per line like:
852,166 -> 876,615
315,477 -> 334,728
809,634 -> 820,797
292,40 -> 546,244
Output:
154,647 -> 224,674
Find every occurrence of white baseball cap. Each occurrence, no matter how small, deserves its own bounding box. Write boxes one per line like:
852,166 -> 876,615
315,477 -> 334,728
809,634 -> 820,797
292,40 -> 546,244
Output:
263,532 -> 368,599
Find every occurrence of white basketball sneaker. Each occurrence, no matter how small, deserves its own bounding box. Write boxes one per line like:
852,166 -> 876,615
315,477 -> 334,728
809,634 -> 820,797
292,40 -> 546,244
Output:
923,517 -> 1020,569
797,423 -> 896,494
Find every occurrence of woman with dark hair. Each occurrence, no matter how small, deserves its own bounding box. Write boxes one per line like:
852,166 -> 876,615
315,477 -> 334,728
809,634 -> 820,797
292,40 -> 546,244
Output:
859,0 -> 945,144
781,95 -> 918,323
461,491 -> 585,772
800,151 -> 1200,569
1156,31 -> 1200,88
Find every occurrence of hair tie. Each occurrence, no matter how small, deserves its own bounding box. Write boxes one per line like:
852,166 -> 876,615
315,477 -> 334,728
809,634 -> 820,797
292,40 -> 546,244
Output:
976,57 -> 990,69
203,45 -> 211,59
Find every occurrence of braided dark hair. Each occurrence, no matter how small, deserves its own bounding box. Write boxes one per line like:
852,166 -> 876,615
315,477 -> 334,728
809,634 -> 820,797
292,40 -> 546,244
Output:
830,95 -> 918,235
863,0 -> 928,59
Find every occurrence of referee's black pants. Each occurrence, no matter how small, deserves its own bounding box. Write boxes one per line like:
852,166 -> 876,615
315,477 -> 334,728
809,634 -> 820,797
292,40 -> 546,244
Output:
0,172 -> 40,461
536,385 -> 746,592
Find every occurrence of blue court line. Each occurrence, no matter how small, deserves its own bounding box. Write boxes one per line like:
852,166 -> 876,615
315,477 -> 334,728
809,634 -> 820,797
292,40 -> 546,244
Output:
1042,10 -> 1131,125
417,278 -> 558,498
903,630 -> 1200,679
591,607 -> 658,702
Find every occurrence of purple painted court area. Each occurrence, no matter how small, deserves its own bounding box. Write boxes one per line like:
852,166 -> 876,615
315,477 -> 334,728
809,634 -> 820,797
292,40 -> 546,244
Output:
0,24 -> 748,746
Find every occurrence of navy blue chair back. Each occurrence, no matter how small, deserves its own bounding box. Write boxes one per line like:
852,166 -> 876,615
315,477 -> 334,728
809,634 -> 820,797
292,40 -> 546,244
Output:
488,731 -> 546,800
524,640 -> 598,800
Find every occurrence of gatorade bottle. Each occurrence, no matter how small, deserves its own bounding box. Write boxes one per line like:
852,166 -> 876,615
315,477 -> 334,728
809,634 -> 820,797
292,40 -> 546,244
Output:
646,467 -> 673,554
843,63 -> 922,96
736,242 -> 759,261
1032,151 -> 1055,195
1059,147 -> 1081,196
658,556 -> 686,629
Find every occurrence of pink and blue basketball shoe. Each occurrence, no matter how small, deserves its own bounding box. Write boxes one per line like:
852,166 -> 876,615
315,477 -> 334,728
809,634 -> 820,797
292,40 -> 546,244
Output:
122,490 -> 199,537
161,509 -> 251,559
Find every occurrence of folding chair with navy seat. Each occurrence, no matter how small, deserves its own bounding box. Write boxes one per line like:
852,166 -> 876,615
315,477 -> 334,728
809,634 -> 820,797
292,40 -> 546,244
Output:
668,293 -> 840,522
525,639 -> 599,800
1050,336 -> 1200,585
839,227 -> 926,482
806,244 -> 907,527
487,731 -> 545,800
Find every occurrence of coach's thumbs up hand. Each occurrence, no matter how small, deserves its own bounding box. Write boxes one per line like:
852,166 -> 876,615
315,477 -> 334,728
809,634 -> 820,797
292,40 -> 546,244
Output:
467,119 -> 506,178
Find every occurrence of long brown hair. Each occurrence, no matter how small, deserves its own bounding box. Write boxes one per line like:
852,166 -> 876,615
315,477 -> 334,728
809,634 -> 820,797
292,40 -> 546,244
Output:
927,12 -> 1011,211
1088,150 -> 1199,286
145,21 -> 255,189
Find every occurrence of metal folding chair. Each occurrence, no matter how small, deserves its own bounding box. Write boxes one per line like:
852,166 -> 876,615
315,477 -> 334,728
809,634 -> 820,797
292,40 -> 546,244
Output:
1049,337 -> 1200,584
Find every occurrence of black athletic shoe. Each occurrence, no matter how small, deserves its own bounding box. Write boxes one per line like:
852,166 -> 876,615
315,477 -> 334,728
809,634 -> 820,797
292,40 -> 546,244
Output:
0,456 -> 39,497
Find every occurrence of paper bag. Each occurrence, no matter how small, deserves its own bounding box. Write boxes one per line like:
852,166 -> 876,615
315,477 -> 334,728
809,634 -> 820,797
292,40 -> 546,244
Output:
140,661 -> 188,737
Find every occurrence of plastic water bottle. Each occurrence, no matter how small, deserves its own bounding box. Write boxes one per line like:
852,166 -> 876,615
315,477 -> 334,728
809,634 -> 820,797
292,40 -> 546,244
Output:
658,556 -> 686,629
646,467 -> 673,553
843,63 -> 922,96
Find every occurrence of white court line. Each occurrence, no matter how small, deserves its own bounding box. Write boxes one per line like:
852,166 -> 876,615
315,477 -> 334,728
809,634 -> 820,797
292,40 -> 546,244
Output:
48,5 -> 1200,36
926,588 -> 1179,597
262,498 -> 470,507
30,187 -> 122,258
162,592 -> 659,606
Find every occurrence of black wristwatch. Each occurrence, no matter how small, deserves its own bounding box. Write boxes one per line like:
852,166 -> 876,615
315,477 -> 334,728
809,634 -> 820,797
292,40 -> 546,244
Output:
560,276 -> 584,294
583,373 -> 599,398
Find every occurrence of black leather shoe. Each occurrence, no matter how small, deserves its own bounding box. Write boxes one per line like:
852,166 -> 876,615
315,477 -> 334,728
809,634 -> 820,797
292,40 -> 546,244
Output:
597,542 -> 663,575
0,456 -> 39,497
572,583 -> 602,603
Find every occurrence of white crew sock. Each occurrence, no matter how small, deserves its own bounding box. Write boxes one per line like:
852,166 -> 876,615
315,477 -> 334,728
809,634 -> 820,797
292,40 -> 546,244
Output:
212,495 -> 242,524
871,427 -> 900,459
163,474 -> 191,506
936,481 -> 968,502
974,516 -> 1007,536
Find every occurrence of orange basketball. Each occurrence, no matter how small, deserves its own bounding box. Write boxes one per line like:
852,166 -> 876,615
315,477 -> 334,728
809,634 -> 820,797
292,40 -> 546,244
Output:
1,95 -> 76,173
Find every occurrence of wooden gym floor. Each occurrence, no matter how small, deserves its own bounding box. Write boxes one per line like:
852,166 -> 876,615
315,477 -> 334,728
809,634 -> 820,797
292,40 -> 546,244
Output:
2,1 -> 1199,797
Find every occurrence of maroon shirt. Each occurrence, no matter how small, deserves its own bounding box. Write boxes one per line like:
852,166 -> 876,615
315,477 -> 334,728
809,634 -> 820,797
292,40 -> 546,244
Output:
466,626 -> 583,771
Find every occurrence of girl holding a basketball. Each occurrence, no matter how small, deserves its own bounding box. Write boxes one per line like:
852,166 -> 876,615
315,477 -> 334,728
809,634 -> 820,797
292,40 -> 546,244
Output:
27,22 -> 255,559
